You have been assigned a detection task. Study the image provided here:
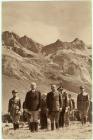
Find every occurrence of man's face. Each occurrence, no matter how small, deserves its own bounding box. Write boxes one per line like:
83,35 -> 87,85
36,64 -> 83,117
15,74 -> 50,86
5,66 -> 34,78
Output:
68,94 -> 71,99
51,85 -> 57,92
31,83 -> 36,90
12,92 -> 17,97
60,87 -> 63,92
80,88 -> 84,93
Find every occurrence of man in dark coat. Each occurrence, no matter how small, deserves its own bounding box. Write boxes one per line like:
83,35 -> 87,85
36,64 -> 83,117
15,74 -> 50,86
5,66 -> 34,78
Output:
46,84 -> 62,130
8,90 -> 21,130
24,82 -> 41,132
77,86 -> 90,125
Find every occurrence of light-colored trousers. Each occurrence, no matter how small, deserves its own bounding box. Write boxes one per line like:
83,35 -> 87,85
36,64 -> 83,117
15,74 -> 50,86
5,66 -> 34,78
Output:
28,111 -> 39,122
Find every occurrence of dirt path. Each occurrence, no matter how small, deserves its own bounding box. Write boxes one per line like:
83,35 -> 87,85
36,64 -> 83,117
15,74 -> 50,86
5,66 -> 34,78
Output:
3,121 -> 92,139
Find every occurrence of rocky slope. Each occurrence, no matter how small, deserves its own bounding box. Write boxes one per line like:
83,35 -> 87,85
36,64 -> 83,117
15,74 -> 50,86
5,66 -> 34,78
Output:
2,31 -> 92,95
42,38 -> 91,94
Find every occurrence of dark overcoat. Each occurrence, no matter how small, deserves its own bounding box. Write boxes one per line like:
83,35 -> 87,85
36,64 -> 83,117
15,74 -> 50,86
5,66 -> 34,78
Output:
77,93 -> 90,115
46,91 -> 62,111
24,90 -> 41,111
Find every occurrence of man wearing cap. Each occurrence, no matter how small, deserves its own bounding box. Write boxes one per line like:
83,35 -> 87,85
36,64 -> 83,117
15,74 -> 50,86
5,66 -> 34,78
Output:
24,82 -> 41,132
46,84 -> 62,130
77,86 -> 90,125
8,90 -> 21,130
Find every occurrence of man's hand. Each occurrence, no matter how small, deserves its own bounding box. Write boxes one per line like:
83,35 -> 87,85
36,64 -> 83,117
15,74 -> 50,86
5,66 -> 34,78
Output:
59,108 -> 62,111
38,109 -> 41,112
46,108 -> 49,112
23,109 -> 28,112
46,109 -> 49,117
8,112 -> 10,116
18,111 -> 21,115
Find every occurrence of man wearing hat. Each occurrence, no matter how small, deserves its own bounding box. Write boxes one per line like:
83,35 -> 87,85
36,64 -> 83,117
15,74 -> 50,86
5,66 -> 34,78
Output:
77,86 -> 90,125
8,90 -> 21,130
24,82 -> 41,132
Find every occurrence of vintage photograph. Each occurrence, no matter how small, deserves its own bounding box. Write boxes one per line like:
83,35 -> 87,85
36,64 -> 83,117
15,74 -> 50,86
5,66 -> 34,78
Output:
2,1 -> 92,139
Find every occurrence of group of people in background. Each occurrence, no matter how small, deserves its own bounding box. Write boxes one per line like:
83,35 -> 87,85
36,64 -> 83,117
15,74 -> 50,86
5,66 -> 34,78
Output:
8,82 -> 90,132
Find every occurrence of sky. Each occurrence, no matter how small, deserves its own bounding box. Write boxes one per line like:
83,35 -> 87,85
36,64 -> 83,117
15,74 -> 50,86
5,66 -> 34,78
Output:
2,1 -> 92,45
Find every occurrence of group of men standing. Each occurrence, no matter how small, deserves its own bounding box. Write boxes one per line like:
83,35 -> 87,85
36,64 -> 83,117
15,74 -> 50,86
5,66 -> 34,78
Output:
8,82 -> 90,132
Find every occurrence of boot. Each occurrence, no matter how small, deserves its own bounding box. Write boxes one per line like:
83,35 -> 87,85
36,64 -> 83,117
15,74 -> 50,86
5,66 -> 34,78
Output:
81,118 -> 84,125
35,122 -> 38,132
32,122 -> 35,132
16,123 -> 19,129
13,123 -> 17,130
55,122 -> 59,129
84,117 -> 87,124
13,123 -> 16,130
29,123 -> 31,130
29,122 -> 34,132
51,123 -> 54,130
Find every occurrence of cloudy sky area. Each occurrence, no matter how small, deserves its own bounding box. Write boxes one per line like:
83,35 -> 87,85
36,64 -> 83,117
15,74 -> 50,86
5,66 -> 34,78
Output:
2,1 -> 91,45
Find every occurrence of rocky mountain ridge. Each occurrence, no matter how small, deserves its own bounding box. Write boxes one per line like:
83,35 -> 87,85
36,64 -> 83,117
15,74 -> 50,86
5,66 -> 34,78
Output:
2,31 -> 92,94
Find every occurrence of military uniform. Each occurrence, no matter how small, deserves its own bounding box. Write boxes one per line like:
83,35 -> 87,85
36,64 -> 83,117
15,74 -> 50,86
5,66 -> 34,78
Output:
8,96 -> 21,130
46,91 -> 62,130
24,90 -> 41,132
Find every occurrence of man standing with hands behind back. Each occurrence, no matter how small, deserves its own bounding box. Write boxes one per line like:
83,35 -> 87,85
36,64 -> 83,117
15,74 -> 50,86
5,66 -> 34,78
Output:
46,84 -> 62,130
24,82 -> 41,132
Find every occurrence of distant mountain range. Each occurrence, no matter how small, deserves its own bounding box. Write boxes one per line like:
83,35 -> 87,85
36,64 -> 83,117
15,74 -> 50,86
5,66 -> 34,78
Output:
2,31 -> 92,94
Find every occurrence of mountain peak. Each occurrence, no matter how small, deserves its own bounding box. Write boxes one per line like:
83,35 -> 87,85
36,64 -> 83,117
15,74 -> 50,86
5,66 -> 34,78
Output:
21,35 -> 29,40
71,38 -> 85,50
55,39 -> 63,44
73,38 -> 81,42
72,38 -> 85,44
